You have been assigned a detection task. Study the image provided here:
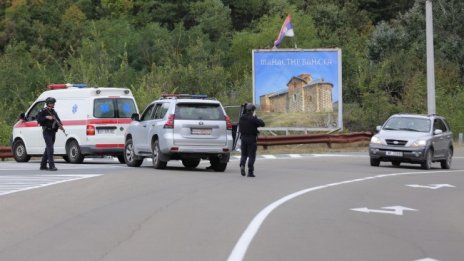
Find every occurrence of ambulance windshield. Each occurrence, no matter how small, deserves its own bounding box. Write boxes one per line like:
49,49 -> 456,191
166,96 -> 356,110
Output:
94,98 -> 137,118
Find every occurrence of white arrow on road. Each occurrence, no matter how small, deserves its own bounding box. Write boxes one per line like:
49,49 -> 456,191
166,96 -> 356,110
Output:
351,206 -> 418,216
406,184 -> 455,189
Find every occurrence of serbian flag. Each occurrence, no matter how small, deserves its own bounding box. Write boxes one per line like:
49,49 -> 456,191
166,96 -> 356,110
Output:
273,15 -> 294,48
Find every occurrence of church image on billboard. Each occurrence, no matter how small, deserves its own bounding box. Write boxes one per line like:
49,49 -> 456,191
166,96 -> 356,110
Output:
259,73 -> 334,113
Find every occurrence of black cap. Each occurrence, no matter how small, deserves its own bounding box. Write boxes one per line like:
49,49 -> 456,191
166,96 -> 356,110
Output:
245,103 -> 256,111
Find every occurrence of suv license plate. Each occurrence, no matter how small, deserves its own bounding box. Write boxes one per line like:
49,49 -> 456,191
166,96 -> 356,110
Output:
97,129 -> 115,134
191,128 -> 212,135
386,151 -> 403,157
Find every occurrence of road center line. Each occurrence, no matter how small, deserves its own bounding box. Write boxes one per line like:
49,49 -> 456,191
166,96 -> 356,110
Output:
227,169 -> 464,261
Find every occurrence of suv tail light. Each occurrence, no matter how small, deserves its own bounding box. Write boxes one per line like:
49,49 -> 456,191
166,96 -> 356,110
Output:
86,124 -> 96,135
225,115 -> 233,130
164,114 -> 175,129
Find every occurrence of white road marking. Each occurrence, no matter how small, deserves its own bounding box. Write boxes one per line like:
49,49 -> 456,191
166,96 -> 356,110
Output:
0,174 -> 102,196
351,206 -> 418,215
406,184 -> 455,189
262,155 -> 276,159
227,169 -> 464,261
413,258 -> 441,261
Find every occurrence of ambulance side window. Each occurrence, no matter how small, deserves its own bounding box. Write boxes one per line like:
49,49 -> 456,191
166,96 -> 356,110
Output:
27,101 -> 46,121
117,98 -> 137,118
94,99 -> 115,118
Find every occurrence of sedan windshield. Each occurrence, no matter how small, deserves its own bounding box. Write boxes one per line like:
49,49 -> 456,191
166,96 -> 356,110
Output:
383,117 -> 431,132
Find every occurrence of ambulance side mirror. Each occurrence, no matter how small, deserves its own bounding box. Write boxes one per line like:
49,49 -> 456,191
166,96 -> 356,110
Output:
131,113 -> 140,121
19,113 -> 26,121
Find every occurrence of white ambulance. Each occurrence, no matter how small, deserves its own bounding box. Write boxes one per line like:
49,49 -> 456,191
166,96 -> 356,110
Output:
12,83 -> 139,163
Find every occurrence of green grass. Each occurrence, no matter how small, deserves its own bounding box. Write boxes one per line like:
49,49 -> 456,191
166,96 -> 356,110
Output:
257,111 -> 337,128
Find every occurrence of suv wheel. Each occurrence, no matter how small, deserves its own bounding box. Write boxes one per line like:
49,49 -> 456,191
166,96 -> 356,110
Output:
182,159 -> 201,169
421,149 -> 432,170
13,139 -> 31,162
440,148 -> 452,169
124,138 -> 143,167
152,139 -> 167,169
209,156 -> 227,172
117,155 -> 125,164
370,158 -> 380,167
67,140 -> 85,163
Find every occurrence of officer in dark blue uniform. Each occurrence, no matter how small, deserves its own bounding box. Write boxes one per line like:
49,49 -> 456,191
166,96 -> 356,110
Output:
238,103 -> 265,177
36,97 -> 64,171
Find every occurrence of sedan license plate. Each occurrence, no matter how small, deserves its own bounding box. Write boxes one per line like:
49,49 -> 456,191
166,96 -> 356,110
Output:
191,128 -> 212,135
386,151 -> 403,157
97,129 -> 115,134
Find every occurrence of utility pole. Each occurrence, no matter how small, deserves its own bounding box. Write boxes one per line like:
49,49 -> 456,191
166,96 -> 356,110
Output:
426,0 -> 436,114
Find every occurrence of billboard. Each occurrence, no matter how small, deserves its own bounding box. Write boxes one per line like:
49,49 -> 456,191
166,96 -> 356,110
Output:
252,49 -> 342,130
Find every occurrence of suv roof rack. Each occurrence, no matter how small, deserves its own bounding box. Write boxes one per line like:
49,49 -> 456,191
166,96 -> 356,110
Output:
159,94 -> 215,100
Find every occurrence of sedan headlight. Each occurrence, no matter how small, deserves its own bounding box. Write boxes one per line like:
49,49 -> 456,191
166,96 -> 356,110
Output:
370,136 -> 382,144
411,139 -> 427,147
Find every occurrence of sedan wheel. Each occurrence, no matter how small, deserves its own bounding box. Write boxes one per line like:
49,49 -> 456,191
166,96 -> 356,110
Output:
440,149 -> 452,169
370,158 -> 380,167
421,149 -> 432,170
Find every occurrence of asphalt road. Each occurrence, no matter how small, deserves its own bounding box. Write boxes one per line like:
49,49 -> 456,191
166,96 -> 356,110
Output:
0,151 -> 463,261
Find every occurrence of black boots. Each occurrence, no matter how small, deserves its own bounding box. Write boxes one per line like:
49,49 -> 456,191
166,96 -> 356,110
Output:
240,165 -> 255,177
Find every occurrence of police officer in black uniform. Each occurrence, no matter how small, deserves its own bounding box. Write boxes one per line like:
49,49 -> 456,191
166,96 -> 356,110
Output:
36,97 -> 64,171
239,103 -> 265,177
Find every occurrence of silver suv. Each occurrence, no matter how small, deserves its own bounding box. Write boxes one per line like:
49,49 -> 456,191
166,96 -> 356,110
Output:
369,114 -> 453,169
124,94 -> 233,171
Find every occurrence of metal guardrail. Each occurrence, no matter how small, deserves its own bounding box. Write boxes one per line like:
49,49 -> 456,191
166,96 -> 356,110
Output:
259,127 -> 340,135
0,146 -> 13,160
257,132 -> 373,149
0,132 -> 373,159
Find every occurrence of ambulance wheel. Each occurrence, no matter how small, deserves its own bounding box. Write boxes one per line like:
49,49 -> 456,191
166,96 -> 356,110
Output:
66,140 -> 84,163
13,139 -> 31,162
124,138 -> 143,167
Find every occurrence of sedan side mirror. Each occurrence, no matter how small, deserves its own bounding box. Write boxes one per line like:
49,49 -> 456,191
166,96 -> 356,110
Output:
375,125 -> 381,132
131,113 -> 140,121
433,129 -> 443,135
19,113 -> 26,121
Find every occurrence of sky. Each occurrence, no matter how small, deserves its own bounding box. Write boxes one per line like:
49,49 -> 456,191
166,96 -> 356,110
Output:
253,49 -> 341,106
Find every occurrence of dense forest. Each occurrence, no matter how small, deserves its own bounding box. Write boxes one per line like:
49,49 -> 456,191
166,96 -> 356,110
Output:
0,0 -> 463,145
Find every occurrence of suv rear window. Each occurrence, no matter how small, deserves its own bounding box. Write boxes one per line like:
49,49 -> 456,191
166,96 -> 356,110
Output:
175,103 -> 224,120
94,98 -> 137,118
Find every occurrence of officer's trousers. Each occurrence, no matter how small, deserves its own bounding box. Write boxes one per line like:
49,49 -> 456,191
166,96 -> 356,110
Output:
240,135 -> 257,173
41,130 -> 56,168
